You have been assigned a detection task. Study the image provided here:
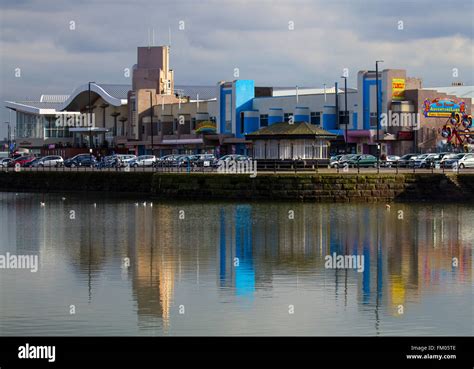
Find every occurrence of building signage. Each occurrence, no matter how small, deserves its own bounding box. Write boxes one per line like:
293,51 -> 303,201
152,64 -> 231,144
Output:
423,98 -> 465,118
392,78 -> 405,100
195,120 -> 216,134
397,131 -> 414,140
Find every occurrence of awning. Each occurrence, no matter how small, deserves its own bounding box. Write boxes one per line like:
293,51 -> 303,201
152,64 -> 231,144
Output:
69,127 -> 109,133
161,138 -> 204,145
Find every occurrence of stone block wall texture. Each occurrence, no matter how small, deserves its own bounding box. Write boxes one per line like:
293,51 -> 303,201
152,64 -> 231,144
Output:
0,172 -> 473,202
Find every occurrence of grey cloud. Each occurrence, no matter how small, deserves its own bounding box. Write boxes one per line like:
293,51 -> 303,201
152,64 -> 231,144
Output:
1,0 -> 473,137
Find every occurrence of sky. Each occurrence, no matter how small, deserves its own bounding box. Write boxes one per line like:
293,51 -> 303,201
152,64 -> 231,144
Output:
0,0 -> 473,138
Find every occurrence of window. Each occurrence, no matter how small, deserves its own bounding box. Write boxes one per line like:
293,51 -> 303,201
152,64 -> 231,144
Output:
370,112 -> 378,128
240,112 -> 245,134
260,114 -> 268,127
310,112 -> 321,125
339,111 -> 349,126
225,94 -> 232,132
191,118 -> 196,130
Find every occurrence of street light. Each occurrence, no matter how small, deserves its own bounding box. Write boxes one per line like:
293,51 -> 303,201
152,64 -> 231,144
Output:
148,90 -> 154,156
4,122 -> 11,153
341,76 -> 348,153
375,60 -> 383,167
88,82 -> 96,150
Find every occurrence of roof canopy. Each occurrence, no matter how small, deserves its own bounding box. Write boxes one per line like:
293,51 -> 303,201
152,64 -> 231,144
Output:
246,122 -> 337,140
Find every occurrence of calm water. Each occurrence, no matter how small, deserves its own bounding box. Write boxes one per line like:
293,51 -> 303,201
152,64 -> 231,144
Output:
0,192 -> 472,336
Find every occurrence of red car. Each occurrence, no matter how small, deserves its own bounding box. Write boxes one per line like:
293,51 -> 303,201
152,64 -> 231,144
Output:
8,155 -> 36,167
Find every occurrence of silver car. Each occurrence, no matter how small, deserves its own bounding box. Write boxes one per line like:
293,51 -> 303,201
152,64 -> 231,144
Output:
130,155 -> 156,167
34,155 -> 64,167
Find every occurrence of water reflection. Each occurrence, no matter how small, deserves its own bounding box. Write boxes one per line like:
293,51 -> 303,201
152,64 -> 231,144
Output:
0,193 -> 472,336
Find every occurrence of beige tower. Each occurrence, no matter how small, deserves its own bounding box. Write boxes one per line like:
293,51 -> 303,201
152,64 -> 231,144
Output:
128,46 -> 179,143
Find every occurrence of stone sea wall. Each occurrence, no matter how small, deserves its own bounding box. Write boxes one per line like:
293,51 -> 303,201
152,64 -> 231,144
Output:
0,172 -> 473,202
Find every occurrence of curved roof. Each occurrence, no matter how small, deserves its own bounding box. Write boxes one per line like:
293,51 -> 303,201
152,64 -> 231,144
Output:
60,83 -> 130,110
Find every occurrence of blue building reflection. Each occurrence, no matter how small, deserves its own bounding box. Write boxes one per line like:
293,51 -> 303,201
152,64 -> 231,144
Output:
219,205 -> 255,297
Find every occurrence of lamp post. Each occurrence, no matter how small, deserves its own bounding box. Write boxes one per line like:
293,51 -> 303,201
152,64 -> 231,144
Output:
341,76 -> 348,153
148,91 -> 154,156
88,82 -> 96,150
375,60 -> 383,167
4,122 -> 11,153
110,112 -> 120,148
100,103 -> 109,148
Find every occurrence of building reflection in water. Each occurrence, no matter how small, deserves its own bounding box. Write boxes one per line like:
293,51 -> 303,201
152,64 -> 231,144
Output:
134,202 -> 468,335
6,193 -> 469,334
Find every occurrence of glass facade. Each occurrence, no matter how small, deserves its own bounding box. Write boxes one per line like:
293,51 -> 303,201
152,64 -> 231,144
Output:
16,112 -> 72,139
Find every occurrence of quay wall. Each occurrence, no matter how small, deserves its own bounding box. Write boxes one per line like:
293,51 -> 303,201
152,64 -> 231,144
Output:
0,172 -> 473,202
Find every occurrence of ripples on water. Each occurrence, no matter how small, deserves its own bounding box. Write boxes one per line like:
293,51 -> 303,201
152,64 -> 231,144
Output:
0,192 -> 472,336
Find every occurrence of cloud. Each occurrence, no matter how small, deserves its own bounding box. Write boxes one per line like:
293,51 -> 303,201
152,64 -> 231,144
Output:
1,0 -> 473,136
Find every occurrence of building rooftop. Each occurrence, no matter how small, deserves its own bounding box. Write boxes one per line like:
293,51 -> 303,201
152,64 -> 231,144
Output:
272,87 -> 357,97
5,83 -> 218,114
246,122 -> 336,138
424,85 -> 474,100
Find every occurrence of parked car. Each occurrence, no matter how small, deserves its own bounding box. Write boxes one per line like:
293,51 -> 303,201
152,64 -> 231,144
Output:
443,153 -> 474,169
8,155 -> 36,167
336,154 -> 361,168
0,158 -> 12,168
33,155 -> 64,167
219,154 -> 252,162
64,154 -> 97,168
117,154 -> 137,167
194,154 -> 217,167
24,157 -> 41,167
130,155 -> 156,167
340,154 -> 378,168
329,155 -> 344,168
423,153 -> 452,168
410,153 -> 439,168
96,155 -> 120,169
439,153 -> 459,168
395,154 -> 419,168
380,155 -> 400,168
157,154 -> 183,167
